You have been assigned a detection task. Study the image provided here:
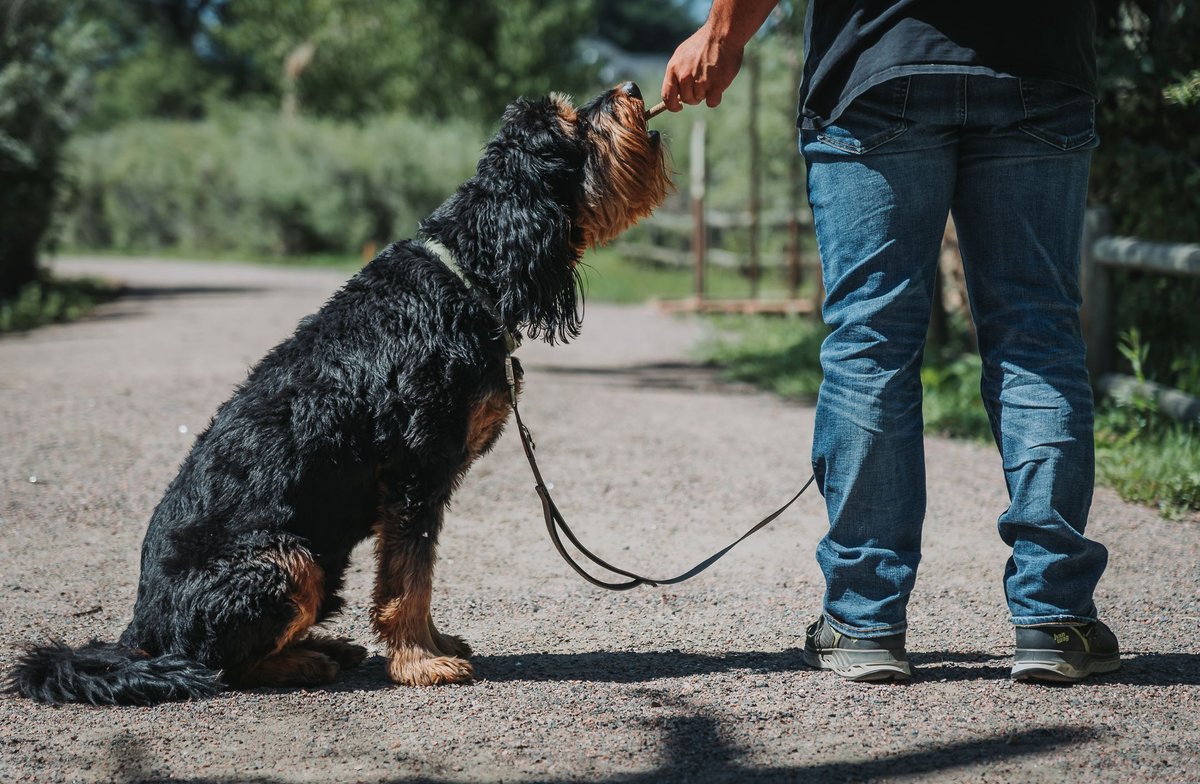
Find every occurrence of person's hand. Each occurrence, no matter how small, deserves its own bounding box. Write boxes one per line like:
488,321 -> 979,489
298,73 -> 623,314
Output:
660,24 -> 746,112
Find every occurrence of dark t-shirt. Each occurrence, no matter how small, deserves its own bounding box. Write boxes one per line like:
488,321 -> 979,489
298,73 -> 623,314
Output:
798,0 -> 1097,129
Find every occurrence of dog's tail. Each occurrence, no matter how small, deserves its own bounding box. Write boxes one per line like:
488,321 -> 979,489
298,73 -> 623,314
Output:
6,640 -> 222,706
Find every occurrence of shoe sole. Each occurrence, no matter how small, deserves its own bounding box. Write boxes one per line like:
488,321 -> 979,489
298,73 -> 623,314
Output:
1011,649 -> 1121,683
803,647 -> 912,682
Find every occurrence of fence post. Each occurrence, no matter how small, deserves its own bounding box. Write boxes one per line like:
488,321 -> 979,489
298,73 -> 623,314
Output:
747,50 -> 761,299
1081,206 -> 1114,382
690,119 -> 707,303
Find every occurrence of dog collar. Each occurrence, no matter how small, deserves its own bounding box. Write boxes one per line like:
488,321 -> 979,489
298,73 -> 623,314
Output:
423,238 -> 519,354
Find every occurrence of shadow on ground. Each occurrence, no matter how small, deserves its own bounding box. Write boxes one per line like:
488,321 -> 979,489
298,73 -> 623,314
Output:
525,362 -> 756,396
304,649 -> 1200,691
115,284 -> 265,300
103,715 -> 1101,784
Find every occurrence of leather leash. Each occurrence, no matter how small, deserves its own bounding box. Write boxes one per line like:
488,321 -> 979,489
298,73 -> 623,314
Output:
505,354 -> 817,590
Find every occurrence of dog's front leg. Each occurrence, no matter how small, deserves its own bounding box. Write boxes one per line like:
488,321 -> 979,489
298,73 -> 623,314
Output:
370,507 -> 473,686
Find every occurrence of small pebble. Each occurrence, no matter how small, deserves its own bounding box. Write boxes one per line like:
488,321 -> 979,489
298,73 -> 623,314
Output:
179,425 -> 189,434
29,475 -> 37,483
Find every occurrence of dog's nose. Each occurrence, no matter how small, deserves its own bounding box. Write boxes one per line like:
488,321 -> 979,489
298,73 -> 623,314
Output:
620,81 -> 642,100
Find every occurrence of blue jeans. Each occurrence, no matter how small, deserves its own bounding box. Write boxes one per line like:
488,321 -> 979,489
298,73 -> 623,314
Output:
801,73 -> 1108,636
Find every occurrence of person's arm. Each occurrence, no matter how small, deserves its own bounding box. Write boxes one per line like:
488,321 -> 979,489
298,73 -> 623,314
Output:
660,0 -> 780,111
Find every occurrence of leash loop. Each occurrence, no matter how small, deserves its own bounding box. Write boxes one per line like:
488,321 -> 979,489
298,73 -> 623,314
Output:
508,353 -> 817,591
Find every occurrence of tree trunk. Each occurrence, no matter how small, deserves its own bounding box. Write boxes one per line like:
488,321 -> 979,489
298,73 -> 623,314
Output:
0,172 -> 55,299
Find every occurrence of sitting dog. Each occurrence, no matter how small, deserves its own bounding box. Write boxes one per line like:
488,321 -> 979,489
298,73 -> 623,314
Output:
9,82 -> 670,704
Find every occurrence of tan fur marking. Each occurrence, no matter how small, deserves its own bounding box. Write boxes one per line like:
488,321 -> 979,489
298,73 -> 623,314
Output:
575,88 -> 672,250
465,390 -> 513,458
429,615 -> 473,658
550,92 -> 578,137
298,635 -> 368,670
263,549 -> 325,654
371,523 -> 473,686
387,645 -> 474,686
234,647 -> 339,688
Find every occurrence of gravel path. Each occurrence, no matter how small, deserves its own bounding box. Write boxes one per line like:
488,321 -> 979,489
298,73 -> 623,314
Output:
1,256 -> 1197,784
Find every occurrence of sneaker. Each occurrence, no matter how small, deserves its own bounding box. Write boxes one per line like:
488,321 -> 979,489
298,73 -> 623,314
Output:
1011,621 -> 1121,683
802,616 -> 912,682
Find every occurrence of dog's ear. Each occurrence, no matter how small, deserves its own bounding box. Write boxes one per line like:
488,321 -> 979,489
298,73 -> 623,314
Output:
421,96 -> 585,344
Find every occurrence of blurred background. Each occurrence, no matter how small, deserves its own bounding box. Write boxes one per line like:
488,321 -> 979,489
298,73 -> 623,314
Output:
1,0 -> 1197,518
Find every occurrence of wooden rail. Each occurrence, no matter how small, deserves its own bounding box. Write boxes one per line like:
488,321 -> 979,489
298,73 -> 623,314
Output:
1081,207 -> 1200,423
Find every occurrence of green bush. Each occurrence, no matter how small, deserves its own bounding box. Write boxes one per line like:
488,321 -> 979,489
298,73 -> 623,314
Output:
697,316 -> 1200,520
58,111 -> 486,257
1096,406 -> 1200,520
1091,1 -> 1200,390
920,353 -> 993,441
698,315 -> 828,400
0,276 -> 116,334
0,0 -> 109,298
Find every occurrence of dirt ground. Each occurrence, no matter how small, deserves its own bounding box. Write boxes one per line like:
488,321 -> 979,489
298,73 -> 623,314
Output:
1,256 -> 1197,784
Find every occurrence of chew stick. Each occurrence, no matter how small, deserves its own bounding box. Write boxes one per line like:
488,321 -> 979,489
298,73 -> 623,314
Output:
645,101 -> 668,120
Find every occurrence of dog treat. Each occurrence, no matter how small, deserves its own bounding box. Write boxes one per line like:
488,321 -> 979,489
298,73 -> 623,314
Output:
645,101 -> 668,120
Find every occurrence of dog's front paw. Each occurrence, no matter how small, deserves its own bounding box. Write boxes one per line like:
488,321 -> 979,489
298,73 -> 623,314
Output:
388,650 -> 474,686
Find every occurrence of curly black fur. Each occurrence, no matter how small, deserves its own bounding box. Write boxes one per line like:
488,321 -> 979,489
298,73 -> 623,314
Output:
423,97 -> 588,343
8,84 -> 668,704
7,641 -> 221,706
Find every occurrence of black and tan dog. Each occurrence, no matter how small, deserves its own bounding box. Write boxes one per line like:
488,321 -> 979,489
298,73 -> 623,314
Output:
9,82 -> 670,705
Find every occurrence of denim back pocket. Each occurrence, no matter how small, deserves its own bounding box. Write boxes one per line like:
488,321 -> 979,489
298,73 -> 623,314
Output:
1018,78 -> 1097,151
816,77 -> 911,155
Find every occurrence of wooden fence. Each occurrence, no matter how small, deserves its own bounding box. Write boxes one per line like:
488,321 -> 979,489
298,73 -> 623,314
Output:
616,117 -> 819,315
1081,207 -> 1200,423
621,202 -> 1199,421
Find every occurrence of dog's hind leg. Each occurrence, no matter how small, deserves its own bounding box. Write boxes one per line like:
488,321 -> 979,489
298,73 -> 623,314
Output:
232,646 -> 340,688
295,634 -> 368,670
428,615 -> 473,659
216,539 -> 340,689
370,505 -> 473,686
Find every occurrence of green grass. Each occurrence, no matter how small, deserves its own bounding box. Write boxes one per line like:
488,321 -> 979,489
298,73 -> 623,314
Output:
0,276 -> 119,334
697,315 -> 827,399
696,315 -> 1200,521
60,246 -> 365,272
579,247 -> 815,304
697,315 -> 993,439
61,245 -> 816,304
1095,400 -> 1200,520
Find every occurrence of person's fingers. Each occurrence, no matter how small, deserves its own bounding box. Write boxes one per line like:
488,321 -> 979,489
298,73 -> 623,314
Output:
678,75 -> 700,106
660,70 -> 683,112
706,87 -> 724,108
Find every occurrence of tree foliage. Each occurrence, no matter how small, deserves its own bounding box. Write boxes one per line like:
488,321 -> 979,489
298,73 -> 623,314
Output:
592,0 -> 700,53
214,0 -> 597,120
1092,0 -> 1200,241
1091,0 -> 1200,388
0,0 -> 110,297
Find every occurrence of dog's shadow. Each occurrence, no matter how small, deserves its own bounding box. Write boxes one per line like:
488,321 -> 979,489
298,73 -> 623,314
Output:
314,648 -> 809,694
475,648 -> 806,683
313,648 -> 1200,693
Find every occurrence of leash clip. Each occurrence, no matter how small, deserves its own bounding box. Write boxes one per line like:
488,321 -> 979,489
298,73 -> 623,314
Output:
505,354 -> 518,405
520,423 -> 536,452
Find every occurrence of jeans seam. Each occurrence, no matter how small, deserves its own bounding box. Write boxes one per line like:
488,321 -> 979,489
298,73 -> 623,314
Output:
1011,612 -> 1099,627
959,74 -> 967,127
824,612 -> 906,637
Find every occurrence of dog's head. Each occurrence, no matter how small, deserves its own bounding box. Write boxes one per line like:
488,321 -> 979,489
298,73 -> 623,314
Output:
421,83 -> 671,343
